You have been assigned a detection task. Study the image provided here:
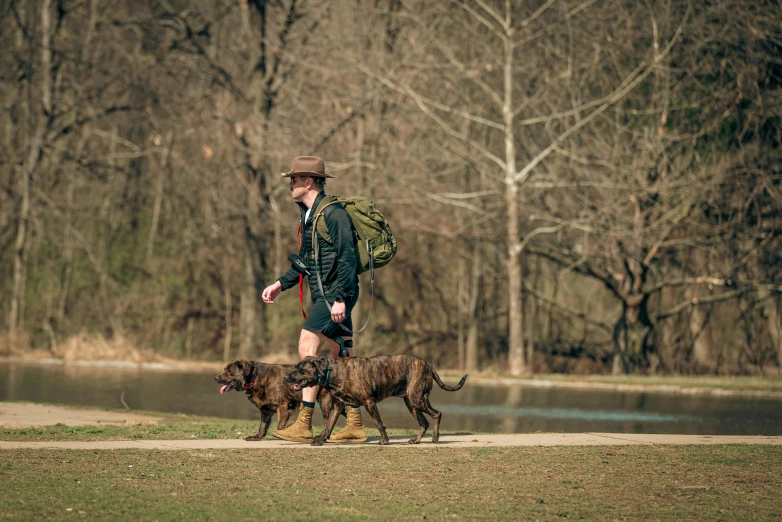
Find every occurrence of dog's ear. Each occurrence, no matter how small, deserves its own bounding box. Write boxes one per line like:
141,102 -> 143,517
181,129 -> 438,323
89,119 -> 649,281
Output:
312,356 -> 328,376
237,360 -> 253,380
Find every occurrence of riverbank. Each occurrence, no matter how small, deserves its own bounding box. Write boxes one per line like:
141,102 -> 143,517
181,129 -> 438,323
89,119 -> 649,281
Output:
3,355 -> 782,399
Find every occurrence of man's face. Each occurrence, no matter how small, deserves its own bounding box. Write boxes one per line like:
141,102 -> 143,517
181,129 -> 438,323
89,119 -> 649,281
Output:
289,176 -> 310,201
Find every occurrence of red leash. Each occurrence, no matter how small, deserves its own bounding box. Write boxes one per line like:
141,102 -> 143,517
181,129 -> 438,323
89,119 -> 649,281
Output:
297,223 -> 307,319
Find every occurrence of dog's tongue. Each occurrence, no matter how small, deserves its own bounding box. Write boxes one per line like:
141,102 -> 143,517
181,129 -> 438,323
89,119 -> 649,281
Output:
220,384 -> 229,395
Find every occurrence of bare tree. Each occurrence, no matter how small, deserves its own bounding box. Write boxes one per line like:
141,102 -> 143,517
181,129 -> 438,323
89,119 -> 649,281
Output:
353,0 -> 689,375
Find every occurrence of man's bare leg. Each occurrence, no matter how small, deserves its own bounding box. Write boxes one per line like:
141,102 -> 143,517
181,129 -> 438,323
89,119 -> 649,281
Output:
271,329 -> 325,442
299,329 -> 326,403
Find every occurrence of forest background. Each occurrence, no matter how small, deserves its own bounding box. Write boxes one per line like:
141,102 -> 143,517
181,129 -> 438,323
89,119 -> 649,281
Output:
1,0 -> 780,377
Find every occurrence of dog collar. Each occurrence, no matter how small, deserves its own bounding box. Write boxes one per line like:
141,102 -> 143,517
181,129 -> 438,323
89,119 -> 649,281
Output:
317,363 -> 333,390
243,366 -> 257,392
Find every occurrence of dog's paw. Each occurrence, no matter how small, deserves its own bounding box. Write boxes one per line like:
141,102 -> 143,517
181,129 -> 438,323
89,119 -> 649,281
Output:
407,438 -> 421,444
378,438 -> 390,445
245,434 -> 263,441
311,437 -> 326,446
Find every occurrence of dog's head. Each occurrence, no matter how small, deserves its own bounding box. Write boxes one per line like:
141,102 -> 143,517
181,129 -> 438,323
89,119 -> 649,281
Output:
283,356 -> 328,391
214,360 -> 255,394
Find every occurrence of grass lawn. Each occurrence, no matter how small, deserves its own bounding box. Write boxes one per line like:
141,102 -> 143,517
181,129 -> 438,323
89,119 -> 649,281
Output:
1,445 -> 780,521
0,412 -> 426,442
1,412 -> 781,521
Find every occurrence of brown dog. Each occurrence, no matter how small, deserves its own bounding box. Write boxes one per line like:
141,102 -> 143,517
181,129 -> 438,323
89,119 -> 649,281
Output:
284,355 -> 467,446
215,360 -> 335,441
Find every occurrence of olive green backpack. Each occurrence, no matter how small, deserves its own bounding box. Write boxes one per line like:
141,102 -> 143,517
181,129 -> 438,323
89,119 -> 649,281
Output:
311,195 -> 397,275
311,195 -> 396,333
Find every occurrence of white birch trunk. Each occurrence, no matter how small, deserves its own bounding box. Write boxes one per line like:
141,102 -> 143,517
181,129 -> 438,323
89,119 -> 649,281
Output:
503,20 -> 525,376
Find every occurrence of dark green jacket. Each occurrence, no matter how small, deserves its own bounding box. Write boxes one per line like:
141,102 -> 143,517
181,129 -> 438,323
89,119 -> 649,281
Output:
278,192 -> 358,301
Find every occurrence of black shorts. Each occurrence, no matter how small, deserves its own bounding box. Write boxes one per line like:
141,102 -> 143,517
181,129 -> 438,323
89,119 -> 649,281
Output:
302,290 -> 360,339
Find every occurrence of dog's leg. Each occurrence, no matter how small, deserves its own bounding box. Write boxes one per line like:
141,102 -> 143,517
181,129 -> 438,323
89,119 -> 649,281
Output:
418,395 -> 443,443
312,401 -> 341,446
403,397 -> 429,444
276,405 -> 292,432
318,391 -> 334,421
246,409 -> 272,441
362,400 -> 389,445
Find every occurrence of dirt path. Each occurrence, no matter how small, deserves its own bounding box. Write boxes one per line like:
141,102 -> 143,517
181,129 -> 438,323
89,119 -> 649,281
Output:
1,433 -> 782,450
0,401 -> 163,428
1,402 -> 780,449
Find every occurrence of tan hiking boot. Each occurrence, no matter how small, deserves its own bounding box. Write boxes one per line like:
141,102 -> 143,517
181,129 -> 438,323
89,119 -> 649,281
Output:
327,406 -> 368,443
272,405 -> 313,443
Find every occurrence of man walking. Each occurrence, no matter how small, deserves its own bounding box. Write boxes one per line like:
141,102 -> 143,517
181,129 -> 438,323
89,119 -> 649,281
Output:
261,156 -> 366,444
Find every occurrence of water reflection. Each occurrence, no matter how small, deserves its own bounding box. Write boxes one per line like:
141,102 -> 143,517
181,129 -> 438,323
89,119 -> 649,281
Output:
1,361 -> 780,435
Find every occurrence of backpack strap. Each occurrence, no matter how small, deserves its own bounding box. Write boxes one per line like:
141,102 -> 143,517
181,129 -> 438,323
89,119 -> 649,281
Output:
312,195 -> 339,243
311,200 -> 374,334
296,222 -> 307,319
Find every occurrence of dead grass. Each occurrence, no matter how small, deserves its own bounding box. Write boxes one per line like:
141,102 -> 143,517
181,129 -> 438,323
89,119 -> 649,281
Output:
1,445 -> 780,520
0,331 -> 173,364
0,333 -> 30,358
0,331 -> 298,370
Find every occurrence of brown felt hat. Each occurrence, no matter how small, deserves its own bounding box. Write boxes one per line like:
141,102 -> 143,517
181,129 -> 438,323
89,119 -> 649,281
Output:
280,156 -> 335,178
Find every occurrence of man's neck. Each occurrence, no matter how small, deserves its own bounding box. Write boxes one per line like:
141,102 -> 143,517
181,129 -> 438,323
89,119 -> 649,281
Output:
301,190 -> 320,209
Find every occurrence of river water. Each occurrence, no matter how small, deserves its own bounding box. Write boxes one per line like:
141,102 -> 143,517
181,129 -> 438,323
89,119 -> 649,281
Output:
2,360 -> 781,435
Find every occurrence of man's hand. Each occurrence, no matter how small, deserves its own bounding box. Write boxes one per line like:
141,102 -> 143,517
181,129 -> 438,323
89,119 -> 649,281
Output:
331,300 -> 346,323
262,281 -> 282,304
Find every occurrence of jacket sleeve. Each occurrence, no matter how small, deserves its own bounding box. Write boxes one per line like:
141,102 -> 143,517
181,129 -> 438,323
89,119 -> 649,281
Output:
325,205 -> 356,301
277,228 -> 305,291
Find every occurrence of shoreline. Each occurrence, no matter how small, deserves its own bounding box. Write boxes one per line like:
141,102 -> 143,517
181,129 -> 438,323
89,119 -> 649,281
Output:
3,355 -> 781,400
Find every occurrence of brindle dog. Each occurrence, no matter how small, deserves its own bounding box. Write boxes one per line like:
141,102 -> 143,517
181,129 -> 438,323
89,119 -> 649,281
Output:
284,355 -> 467,446
215,360 -> 335,441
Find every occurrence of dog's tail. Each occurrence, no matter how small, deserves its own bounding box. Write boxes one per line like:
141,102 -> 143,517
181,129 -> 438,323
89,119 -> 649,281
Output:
433,369 -> 467,391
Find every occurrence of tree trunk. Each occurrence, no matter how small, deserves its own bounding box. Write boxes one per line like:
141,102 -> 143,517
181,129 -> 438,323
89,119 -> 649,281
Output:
184,316 -> 195,359
689,300 -> 714,371
57,162 -> 74,328
10,0 -> 52,336
466,241 -> 481,372
457,255 -> 466,370
9,144 -> 32,335
237,163 -> 268,359
687,250 -> 714,370
222,264 -> 233,362
507,221 -> 525,375
772,296 -> 782,376
503,26 -> 525,377
525,286 -> 535,374
758,287 -> 782,376
612,297 -> 653,374
56,126 -> 89,329
146,132 -> 172,264
100,126 -> 123,338
238,247 -> 257,360
267,191 -> 283,346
